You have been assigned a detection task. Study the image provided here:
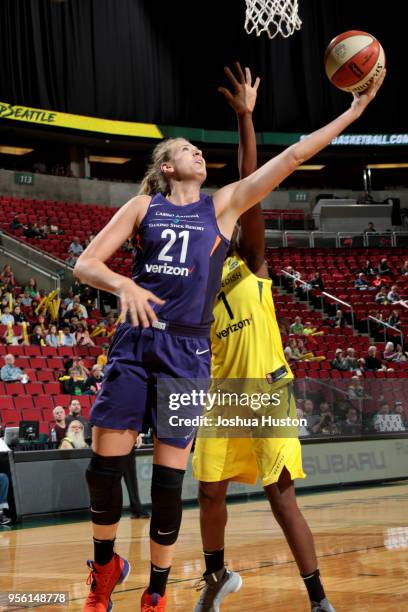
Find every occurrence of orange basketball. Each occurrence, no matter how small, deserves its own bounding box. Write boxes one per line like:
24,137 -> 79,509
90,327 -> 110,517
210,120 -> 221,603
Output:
324,30 -> 385,93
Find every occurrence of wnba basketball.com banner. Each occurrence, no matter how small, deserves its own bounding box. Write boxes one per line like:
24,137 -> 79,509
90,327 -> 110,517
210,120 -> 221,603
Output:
0,101 -> 163,139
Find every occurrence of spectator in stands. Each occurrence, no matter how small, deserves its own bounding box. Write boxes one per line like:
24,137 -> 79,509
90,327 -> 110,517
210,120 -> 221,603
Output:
308,272 -> 324,292
296,338 -> 308,358
365,346 -> 385,371
378,258 -> 391,276
36,313 -> 49,335
295,407 -> 309,437
0,265 -> 15,288
66,295 -> 88,319
67,236 -> 84,265
311,402 -> 341,435
373,402 -> 393,432
23,278 -> 38,298
332,309 -> 347,328
372,273 -> 385,290
375,286 -> 388,304
361,260 -> 376,276
46,217 -> 60,234
289,316 -> 304,335
0,307 -> 14,326
303,399 -> 320,431
383,342 -> 397,361
354,273 -> 369,290
287,338 -> 300,359
394,402 -> 408,429
30,325 -> 44,346
21,291 -> 33,307
331,348 -> 349,371
13,306 -> 26,324
122,237 -> 134,253
388,310 -> 401,328
387,285 -> 408,308
59,420 -> 89,449
24,222 -> 42,239
347,376 -> 365,399
84,234 -> 96,248
96,344 -> 109,369
9,216 -> 23,231
45,324 -> 60,348
62,367 -> 87,395
340,407 -> 362,435
80,285 -> 97,310
0,473 -> 11,525
345,347 -> 358,370
60,324 -> 76,347
3,324 -> 24,346
283,346 -> 294,362
66,399 -> 91,439
394,344 -> 408,362
75,323 -> 95,347
52,406 -> 67,444
85,364 -> 104,394
0,354 -> 26,383
363,221 -> 376,233
356,357 -> 366,376
101,311 -> 117,336
401,260 -> 408,276
63,355 -> 89,378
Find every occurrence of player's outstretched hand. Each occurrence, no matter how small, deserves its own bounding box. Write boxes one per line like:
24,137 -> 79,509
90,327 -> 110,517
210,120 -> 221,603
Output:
117,277 -> 165,327
218,61 -> 260,115
350,68 -> 386,117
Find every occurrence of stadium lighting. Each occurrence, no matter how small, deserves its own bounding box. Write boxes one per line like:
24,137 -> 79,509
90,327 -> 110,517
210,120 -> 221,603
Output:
295,164 -> 325,170
89,156 -> 131,164
0,146 -> 33,155
366,163 -> 408,169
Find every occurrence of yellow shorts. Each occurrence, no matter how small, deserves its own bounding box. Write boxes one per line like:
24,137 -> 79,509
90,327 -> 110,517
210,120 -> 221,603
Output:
192,383 -> 306,487
192,436 -> 305,487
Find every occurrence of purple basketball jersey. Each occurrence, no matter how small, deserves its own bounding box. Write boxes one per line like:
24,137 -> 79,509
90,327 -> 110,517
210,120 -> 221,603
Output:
133,193 -> 229,326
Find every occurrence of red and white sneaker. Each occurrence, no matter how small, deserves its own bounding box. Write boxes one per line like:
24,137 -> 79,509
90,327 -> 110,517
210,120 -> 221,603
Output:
140,589 -> 167,611
84,553 -> 130,611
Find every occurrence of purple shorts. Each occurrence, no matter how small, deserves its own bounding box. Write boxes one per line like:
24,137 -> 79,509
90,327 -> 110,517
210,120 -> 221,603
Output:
90,321 -> 211,449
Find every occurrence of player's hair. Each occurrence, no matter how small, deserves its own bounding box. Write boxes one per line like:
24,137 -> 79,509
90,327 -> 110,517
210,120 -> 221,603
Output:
139,138 -> 185,196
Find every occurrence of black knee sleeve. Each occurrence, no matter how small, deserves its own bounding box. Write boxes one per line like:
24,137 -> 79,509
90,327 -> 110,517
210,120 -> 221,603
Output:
150,464 -> 185,546
86,453 -> 129,526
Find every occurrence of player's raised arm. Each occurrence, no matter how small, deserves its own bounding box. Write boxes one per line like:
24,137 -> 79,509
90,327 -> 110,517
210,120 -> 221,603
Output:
219,63 -> 267,276
214,68 -> 386,236
73,195 -> 165,327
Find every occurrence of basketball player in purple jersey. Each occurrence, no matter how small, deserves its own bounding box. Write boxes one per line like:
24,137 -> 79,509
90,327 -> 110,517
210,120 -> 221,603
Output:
74,66 -> 385,612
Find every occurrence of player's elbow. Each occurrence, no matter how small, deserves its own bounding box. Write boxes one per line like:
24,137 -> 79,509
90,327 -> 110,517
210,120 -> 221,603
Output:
73,255 -> 87,282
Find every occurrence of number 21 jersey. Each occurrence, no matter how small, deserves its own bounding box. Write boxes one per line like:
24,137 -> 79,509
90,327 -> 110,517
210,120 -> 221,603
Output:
133,193 -> 229,327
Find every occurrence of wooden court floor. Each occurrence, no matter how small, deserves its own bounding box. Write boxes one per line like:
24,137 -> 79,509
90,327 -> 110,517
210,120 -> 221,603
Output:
0,482 -> 407,611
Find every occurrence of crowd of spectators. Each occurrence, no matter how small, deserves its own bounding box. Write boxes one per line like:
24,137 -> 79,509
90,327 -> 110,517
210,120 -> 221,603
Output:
297,394 -> 407,437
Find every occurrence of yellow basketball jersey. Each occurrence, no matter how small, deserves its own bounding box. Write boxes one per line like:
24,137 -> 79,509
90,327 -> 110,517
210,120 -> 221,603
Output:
211,253 -> 293,384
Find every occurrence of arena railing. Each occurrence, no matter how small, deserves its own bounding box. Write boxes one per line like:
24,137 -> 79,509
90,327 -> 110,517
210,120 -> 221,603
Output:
321,292 -> 355,330
0,244 -> 61,293
280,269 -> 311,304
265,230 -> 408,249
367,315 -> 404,345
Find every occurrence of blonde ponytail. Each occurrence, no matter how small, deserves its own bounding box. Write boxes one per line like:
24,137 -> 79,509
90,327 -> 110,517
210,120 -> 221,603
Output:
138,138 -> 184,196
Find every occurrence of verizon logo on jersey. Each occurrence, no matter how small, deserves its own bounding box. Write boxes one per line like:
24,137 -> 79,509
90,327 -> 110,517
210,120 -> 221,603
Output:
145,263 -> 194,277
215,316 -> 252,339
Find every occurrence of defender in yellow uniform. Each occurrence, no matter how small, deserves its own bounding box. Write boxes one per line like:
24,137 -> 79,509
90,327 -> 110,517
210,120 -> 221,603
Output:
193,252 -> 305,486
192,63 -> 335,612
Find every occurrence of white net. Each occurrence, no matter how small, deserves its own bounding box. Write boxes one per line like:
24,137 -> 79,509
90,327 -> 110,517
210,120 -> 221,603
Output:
245,0 -> 302,39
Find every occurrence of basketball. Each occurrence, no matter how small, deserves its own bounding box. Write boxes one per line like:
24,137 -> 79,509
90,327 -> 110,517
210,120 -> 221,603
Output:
324,30 -> 385,93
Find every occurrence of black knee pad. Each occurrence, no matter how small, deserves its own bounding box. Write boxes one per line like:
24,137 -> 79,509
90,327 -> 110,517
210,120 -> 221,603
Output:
150,464 -> 185,546
86,453 -> 129,526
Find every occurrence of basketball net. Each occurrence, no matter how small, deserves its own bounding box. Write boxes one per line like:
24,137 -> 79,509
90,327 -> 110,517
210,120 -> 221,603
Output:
245,0 -> 302,39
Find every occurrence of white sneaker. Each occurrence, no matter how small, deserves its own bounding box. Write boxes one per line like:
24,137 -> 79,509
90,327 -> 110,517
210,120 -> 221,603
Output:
194,568 -> 242,611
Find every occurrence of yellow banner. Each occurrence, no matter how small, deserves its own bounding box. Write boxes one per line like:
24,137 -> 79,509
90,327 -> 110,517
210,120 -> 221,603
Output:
0,101 -> 163,139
